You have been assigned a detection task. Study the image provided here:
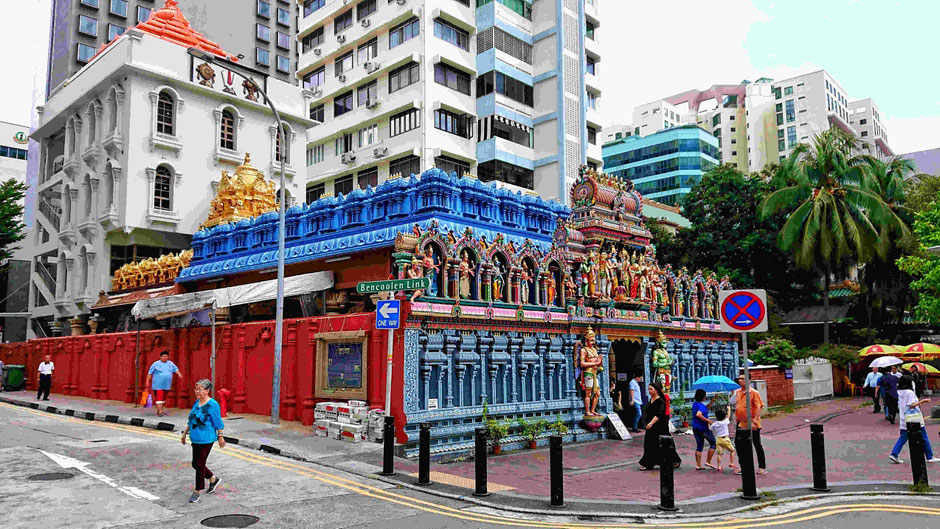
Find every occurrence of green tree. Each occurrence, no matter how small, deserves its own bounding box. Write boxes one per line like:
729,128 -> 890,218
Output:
0,179 -> 27,263
904,172 -> 940,214
760,129 -> 906,343
897,202 -> 940,322
675,164 -> 814,310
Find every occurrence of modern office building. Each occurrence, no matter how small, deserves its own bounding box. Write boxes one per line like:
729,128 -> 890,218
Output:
46,0 -> 299,98
296,0 -> 601,205
0,121 -> 31,343
25,1 -> 311,338
602,125 -> 720,206
611,70 -> 894,177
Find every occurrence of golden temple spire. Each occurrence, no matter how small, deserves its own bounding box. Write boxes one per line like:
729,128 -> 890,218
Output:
202,152 -> 277,228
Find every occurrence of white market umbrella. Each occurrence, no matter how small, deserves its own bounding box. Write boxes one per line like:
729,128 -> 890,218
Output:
869,356 -> 903,368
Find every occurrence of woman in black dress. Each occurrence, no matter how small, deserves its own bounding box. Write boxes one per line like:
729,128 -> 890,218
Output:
638,382 -> 681,470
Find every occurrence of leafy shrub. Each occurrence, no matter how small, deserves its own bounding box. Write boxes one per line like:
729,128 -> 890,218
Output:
750,337 -> 799,368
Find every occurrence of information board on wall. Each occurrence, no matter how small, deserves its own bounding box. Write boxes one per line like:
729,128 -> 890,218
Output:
606,414 -> 631,440
327,343 -> 363,389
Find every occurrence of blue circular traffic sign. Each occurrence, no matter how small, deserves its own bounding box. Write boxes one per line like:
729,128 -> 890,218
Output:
720,291 -> 766,331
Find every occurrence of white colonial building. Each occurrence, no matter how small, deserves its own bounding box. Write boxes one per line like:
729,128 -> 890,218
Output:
26,1 -> 311,337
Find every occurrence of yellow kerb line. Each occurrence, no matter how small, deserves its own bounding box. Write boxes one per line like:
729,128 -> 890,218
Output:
5,402 -> 940,529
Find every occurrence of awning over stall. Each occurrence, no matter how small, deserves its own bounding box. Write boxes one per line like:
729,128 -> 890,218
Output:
131,271 -> 334,320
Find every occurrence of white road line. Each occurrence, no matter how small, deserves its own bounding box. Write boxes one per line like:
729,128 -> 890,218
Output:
39,450 -> 160,501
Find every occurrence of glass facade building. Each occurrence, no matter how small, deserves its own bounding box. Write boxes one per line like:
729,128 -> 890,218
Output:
602,125 -> 721,206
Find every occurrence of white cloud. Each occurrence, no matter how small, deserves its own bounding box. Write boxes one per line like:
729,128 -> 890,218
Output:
598,0 -> 769,126
0,0 -> 51,126
882,116 -> 940,155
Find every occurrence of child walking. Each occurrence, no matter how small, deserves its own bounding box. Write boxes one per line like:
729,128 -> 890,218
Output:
710,407 -> 737,472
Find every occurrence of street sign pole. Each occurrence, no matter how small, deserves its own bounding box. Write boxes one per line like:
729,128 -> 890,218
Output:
384,292 -> 394,418
719,289 -> 767,501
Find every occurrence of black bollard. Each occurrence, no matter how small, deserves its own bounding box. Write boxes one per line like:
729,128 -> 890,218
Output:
380,416 -> 395,476
908,422 -> 929,487
810,423 -> 831,492
548,434 -> 565,508
735,428 -> 760,500
473,427 -> 490,497
417,422 -> 432,486
657,435 -> 679,512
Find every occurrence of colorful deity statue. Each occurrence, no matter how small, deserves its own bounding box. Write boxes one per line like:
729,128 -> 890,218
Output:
547,273 -> 557,306
651,330 -> 673,401
639,271 -> 650,302
587,251 -> 598,298
422,247 -> 439,297
492,261 -> 505,302
628,253 -> 642,298
564,274 -> 576,301
619,249 -> 631,295
597,251 -> 609,299
458,251 -> 474,299
520,262 -> 531,304
607,250 -> 619,297
577,327 -> 603,416
408,256 -> 424,303
579,261 -> 591,298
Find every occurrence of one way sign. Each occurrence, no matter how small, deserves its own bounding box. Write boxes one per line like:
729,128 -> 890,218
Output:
376,299 -> 400,330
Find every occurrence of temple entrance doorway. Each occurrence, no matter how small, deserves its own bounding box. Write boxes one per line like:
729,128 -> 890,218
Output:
610,338 -> 645,427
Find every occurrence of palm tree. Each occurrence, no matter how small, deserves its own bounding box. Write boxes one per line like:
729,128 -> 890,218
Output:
761,128 -> 905,343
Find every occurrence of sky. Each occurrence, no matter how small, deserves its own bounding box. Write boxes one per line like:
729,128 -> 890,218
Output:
1,0 -> 938,154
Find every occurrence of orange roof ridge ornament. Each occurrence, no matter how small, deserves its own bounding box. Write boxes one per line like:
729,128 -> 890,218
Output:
92,0 -> 238,63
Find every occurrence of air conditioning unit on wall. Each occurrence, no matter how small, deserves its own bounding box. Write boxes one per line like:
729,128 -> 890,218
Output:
341,153 -> 356,164
338,74 -> 347,83
313,48 -> 321,56
337,34 -> 346,44
373,147 -> 388,158
361,19 -> 371,28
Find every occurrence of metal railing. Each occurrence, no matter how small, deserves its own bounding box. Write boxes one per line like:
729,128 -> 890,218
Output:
35,261 -> 57,295
38,197 -> 61,230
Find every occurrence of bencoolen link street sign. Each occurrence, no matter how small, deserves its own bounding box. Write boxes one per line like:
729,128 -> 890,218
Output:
718,289 -> 768,333
356,277 -> 430,294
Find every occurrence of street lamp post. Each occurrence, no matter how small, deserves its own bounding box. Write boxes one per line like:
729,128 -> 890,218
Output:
188,48 -> 287,426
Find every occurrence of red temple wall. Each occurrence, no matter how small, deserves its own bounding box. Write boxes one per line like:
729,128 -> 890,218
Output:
0,312 -> 402,431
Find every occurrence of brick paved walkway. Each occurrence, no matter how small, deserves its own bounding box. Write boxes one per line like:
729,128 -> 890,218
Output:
397,396 -> 940,503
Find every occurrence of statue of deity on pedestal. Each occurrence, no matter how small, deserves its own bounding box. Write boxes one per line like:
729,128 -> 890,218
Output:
458,251 -> 474,299
422,247 -> 439,297
492,261 -> 504,302
651,331 -> 673,410
576,327 -> 603,417
408,256 -> 424,303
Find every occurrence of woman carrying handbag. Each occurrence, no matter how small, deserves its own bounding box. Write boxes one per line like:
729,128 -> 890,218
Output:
888,376 -> 940,464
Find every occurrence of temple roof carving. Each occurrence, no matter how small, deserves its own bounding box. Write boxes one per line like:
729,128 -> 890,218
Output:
202,154 -> 277,229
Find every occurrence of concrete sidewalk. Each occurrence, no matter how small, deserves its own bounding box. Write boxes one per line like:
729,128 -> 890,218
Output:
3,389 -> 938,516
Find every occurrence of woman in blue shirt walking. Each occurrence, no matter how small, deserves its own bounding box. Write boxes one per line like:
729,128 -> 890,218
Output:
181,379 -> 225,503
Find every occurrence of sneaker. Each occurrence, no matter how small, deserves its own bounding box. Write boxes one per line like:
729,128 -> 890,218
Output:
927,458 -> 940,463
888,454 -> 903,464
207,477 -> 221,493
189,491 -> 200,503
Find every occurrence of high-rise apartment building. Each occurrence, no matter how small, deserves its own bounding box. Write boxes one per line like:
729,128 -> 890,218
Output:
46,0 -> 299,97
607,70 -> 893,178
296,0 -> 600,205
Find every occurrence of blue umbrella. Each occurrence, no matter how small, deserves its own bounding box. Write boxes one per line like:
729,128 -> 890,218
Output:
691,375 -> 740,392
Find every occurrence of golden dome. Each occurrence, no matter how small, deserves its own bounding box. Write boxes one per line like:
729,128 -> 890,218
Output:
202,153 -> 277,228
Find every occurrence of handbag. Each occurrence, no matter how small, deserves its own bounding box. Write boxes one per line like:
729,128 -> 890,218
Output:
905,405 -> 924,424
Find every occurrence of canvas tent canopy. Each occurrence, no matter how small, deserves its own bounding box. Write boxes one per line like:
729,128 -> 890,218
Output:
130,271 -> 334,319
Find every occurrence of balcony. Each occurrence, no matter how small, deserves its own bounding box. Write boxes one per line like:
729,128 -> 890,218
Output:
102,130 -> 124,156
58,226 -> 77,246
62,153 -> 80,178
81,143 -> 102,166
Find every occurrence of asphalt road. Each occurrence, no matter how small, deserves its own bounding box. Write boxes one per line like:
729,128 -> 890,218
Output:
2,402 -> 940,529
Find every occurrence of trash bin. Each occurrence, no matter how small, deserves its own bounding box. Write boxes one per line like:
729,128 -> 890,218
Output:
2,365 -> 26,391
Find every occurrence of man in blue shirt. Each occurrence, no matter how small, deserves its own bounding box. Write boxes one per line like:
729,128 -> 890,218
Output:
146,350 -> 183,417
878,366 -> 900,424
627,374 -> 644,433
863,367 -> 882,413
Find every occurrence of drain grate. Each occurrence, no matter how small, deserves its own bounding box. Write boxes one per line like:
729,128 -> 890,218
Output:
89,439 -> 108,443
28,472 -> 74,481
200,515 -> 260,528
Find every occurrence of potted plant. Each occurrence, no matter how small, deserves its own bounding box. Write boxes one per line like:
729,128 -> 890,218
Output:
550,415 -> 569,437
520,418 -> 548,449
671,396 -> 693,428
486,418 -> 509,454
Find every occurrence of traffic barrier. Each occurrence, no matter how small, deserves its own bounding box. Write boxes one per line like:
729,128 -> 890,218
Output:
473,427 -> 490,497
657,435 -> 679,511
548,434 -> 565,507
908,422 -> 929,487
810,423 -> 831,492
417,422 -> 432,486
380,416 -> 395,476
735,429 -> 760,500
